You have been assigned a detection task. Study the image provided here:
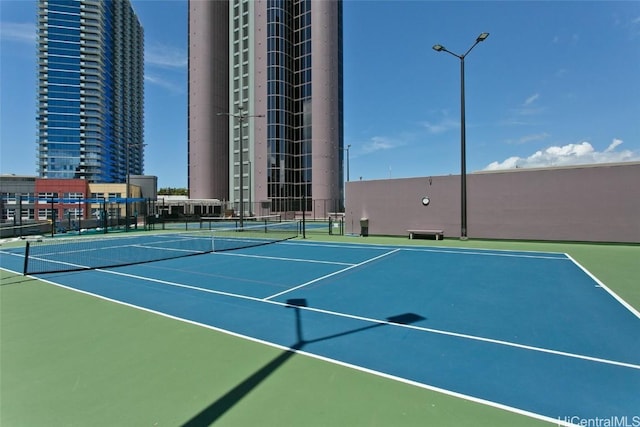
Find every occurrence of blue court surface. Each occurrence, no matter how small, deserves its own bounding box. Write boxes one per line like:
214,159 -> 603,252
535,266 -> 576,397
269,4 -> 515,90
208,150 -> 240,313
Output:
1,238 -> 639,425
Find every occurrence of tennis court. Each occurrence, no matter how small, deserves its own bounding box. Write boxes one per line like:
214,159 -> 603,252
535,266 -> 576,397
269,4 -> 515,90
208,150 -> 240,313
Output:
1,229 -> 639,426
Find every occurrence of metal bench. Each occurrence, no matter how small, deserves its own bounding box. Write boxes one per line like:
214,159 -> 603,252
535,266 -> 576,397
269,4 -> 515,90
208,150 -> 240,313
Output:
407,229 -> 444,240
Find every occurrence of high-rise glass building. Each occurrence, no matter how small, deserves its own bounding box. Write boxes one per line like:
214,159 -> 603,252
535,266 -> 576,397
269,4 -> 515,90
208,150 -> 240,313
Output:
37,0 -> 144,183
188,0 -> 343,214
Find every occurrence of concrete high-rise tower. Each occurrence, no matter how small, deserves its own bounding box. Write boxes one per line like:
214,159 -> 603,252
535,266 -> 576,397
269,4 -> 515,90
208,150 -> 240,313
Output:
37,0 -> 144,182
188,0 -> 344,214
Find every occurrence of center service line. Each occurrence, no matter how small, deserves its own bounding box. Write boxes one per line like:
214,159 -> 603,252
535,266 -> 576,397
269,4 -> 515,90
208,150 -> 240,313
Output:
263,248 -> 401,301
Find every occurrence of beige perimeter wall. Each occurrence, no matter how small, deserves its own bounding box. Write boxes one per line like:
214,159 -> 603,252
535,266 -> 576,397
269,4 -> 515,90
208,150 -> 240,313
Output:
344,162 -> 640,243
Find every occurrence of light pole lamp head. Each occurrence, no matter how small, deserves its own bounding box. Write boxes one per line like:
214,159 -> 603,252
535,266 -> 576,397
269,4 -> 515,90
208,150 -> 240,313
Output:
432,44 -> 445,52
476,32 -> 489,42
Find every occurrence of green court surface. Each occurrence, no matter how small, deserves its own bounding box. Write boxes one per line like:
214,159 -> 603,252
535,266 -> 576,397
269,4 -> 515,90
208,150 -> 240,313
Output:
1,236 -> 638,426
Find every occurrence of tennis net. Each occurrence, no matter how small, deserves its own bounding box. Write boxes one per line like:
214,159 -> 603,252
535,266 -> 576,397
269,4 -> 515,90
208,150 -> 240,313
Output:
199,214 -> 282,230
23,220 -> 299,275
211,219 -> 298,252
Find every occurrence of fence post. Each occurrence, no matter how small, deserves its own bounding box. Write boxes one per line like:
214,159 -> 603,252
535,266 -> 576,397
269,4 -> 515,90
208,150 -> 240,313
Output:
50,199 -> 55,237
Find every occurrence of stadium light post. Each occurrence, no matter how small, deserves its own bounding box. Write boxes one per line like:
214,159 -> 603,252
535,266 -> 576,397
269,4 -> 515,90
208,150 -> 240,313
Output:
433,32 -> 489,240
218,106 -> 263,229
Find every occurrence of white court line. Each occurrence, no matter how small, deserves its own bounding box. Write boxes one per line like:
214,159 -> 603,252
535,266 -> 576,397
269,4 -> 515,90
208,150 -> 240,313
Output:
15,243 -> 640,373
7,265 -> 630,426
398,246 -> 570,260
282,239 -> 570,259
12,241 -> 640,372
85,266 -> 640,371
0,249 -> 24,258
290,302 -> 640,371
8,269 -> 577,427
213,251 -> 355,266
565,253 -> 640,320
99,268 -> 268,302
21,245 -> 205,273
132,244 -> 206,254
27,256 -> 90,271
263,248 -> 402,300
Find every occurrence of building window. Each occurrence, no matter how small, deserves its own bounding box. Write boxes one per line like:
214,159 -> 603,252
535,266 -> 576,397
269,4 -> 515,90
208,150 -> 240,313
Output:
63,192 -> 84,199
38,192 -> 59,201
3,208 -> 16,221
38,209 -> 54,220
22,208 -> 35,220
63,208 -> 83,220
1,193 -> 16,204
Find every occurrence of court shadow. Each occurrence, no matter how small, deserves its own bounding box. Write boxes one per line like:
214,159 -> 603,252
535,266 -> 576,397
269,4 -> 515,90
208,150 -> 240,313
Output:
0,275 -> 35,286
181,298 -> 424,426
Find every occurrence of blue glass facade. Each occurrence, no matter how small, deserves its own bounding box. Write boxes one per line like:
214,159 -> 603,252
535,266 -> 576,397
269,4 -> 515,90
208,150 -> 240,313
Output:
265,0 -> 314,211
37,0 -> 144,183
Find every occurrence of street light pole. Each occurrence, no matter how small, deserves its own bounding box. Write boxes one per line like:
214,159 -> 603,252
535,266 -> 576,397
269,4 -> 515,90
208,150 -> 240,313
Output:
247,160 -> 252,217
433,32 -> 489,240
342,144 -> 351,212
218,106 -> 263,229
460,54 -> 467,240
345,144 -> 351,182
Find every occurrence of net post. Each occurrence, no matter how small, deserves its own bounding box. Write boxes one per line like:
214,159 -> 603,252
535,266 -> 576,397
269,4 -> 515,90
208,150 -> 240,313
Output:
23,241 -> 30,276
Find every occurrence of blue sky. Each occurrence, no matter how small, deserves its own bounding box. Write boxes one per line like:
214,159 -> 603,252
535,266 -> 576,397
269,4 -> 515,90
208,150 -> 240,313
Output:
1,0 -> 639,188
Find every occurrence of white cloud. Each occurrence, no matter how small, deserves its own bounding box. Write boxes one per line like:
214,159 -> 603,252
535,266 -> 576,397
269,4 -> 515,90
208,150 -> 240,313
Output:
550,33 -> 580,45
0,22 -> 36,44
360,136 -> 402,154
502,94 -> 545,125
507,132 -> 550,145
484,139 -> 640,170
421,117 -> 458,134
605,138 -> 623,152
144,74 -> 184,94
487,156 -> 520,170
145,43 -> 187,69
524,93 -> 540,106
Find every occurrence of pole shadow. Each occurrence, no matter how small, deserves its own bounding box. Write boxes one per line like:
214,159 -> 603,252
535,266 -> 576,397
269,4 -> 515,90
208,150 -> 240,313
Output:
0,275 -> 35,286
181,299 -> 424,426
